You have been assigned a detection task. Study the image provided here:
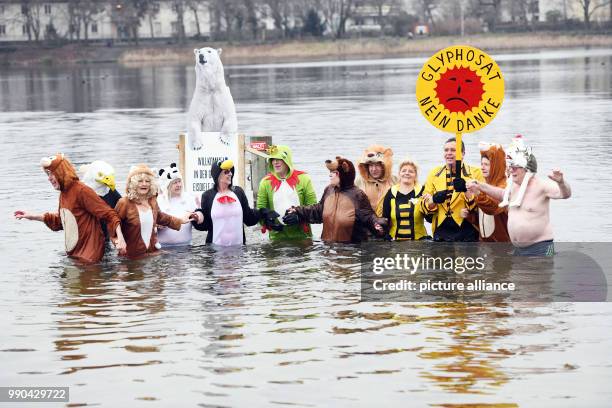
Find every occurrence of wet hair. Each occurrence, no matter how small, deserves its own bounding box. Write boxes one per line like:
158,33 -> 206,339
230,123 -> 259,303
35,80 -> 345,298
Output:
126,172 -> 159,201
445,137 -> 465,154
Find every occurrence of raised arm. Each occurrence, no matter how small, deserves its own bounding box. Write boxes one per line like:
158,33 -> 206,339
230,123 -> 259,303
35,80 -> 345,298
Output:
546,169 -> 571,199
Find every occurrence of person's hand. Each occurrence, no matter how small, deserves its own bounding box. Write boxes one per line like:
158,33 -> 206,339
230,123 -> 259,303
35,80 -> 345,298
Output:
432,190 -> 452,204
548,169 -> 564,184
114,237 -> 127,256
459,208 -> 470,219
467,180 -> 480,195
191,211 -> 204,224
282,210 -> 300,225
453,177 -> 467,192
14,210 -> 37,220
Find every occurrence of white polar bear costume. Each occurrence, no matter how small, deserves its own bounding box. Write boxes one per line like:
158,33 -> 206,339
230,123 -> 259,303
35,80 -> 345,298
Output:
187,47 -> 238,150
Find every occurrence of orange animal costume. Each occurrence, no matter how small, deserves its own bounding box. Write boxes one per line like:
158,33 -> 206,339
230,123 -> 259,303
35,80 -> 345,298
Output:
114,164 -> 182,258
41,154 -> 121,263
470,143 -> 510,242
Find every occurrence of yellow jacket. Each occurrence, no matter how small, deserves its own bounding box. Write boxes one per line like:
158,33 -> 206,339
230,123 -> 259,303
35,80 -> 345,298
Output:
377,183 -> 428,240
421,164 -> 484,234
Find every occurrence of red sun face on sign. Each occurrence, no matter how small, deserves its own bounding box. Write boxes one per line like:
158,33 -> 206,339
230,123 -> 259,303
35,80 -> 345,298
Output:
434,66 -> 484,114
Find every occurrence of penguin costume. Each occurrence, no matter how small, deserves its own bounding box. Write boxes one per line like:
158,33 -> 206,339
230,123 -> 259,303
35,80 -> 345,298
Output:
192,159 -> 267,246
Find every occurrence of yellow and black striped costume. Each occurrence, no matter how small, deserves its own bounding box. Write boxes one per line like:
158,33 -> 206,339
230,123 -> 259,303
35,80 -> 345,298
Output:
421,164 -> 484,242
377,183 -> 429,241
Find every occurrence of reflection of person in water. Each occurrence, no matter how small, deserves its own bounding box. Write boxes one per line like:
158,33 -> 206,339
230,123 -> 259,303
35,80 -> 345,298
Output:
14,153 -> 126,263
419,303 -> 511,394
468,136 -> 571,256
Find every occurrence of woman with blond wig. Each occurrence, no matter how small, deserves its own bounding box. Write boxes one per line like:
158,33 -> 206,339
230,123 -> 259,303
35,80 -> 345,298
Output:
114,164 -> 196,258
377,159 -> 430,241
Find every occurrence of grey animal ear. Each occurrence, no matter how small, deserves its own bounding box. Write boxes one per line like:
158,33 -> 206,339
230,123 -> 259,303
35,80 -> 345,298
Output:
217,48 -> 223,56
158,168 -> 165,176
193,49 -> 199,55
170,163 -> 177,168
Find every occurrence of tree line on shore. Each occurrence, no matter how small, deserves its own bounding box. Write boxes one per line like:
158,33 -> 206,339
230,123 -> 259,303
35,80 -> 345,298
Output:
5,0 -> 612,45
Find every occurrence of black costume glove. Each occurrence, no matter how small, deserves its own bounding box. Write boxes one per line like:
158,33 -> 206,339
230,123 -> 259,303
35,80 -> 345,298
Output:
259,208 -> 284,232
432,190 -> 452,204
282,210 -> 301,226
453,177 -> 467,193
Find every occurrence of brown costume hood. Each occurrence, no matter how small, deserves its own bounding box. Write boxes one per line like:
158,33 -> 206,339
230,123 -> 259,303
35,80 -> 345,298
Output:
40,153 -> 79,191
479,142 -> 506,188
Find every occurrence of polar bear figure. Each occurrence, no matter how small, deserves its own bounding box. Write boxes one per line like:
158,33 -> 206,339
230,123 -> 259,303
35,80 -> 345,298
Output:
187,47 -> 238,150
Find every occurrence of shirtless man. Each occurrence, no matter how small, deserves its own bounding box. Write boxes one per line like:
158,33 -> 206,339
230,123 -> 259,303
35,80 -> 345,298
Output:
467,137 -> 571,256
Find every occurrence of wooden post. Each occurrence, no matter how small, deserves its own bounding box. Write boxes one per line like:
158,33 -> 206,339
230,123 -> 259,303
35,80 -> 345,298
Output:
177,133 -> 187,191
237,133 -> 246,189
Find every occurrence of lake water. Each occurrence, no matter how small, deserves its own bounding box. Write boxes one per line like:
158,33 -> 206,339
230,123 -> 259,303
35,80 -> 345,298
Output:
1,48 -> 612,407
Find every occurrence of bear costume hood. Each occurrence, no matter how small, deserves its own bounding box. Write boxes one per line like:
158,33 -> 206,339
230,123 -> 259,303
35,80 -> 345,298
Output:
479,142 -> 507,187
40,153 -> 79,192
357,145 -> 394,183
326,156 -> 356,190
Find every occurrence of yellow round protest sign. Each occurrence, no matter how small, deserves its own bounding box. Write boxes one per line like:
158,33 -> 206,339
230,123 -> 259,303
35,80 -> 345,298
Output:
416,45 -> 504,133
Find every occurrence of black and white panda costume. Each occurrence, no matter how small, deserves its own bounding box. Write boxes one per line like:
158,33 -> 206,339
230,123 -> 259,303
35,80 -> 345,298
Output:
156,163 -> 199,246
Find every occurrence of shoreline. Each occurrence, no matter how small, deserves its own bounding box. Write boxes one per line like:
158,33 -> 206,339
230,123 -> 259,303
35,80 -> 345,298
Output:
2,32 -> 612,68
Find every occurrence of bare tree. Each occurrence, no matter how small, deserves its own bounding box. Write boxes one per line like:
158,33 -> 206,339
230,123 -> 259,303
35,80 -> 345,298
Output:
319,0 -> 354,38
365,0 -> 402,36
144,1 -> 160,38
418,0 -> 438,31
575,0 -> 610,28
19,0 -> 43,42
186,0 -> 205,38
110,0 -> 150,44
72,0 -> 105,44
170,0 -> 186,42
478,0 -> 502,31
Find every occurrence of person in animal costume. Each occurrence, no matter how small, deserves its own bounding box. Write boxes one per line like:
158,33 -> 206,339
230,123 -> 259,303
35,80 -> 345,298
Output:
468,135 -> 571,255
156,163 -> 200,247
114,164 -> 196,258
79,160 -> 122,241
256,145 -> 317,240
283,157 -> 387,243
355,144 -> 398,210
421,137 -> 485,242
377,158 -> 430,241
14,153 -> 126,263
462,142 -> 510,242
192,159 -> 269,246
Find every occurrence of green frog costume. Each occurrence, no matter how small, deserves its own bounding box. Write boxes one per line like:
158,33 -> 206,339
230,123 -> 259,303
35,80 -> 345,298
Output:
256,145 -> 317,240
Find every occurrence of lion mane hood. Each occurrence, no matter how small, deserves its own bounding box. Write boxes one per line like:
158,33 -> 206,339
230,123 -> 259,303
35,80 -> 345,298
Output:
357,144 -> 394,183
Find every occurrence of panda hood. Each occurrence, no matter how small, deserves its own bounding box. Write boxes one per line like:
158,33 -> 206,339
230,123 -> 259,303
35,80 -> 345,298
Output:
158,163 -> 182,197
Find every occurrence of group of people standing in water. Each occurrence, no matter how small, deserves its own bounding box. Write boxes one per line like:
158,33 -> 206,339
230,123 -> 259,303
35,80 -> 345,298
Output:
14,134 -> 571,263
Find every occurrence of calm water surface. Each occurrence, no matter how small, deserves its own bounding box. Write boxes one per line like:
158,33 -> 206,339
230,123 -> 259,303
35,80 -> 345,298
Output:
1,48 -> 612,407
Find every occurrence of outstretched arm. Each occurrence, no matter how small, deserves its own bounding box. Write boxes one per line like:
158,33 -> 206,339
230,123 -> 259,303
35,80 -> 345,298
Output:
468,180 -> 505,202
14,211 -> 44,222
